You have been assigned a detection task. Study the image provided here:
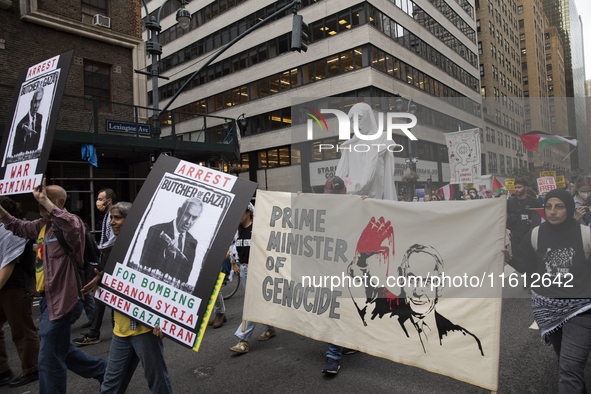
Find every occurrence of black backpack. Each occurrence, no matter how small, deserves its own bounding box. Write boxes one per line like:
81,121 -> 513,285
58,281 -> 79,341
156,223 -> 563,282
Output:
52,224 -> 100,297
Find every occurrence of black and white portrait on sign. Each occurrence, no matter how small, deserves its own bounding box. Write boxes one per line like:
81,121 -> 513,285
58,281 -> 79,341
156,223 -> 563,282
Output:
124,173 -> 234,293
3,71 -> 60,166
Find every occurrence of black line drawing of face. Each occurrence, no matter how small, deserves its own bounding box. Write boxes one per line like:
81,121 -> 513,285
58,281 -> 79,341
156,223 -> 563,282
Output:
399,244 -> 444,319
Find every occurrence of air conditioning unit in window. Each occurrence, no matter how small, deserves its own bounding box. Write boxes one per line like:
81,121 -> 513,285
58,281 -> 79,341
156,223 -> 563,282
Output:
93,14 -> 111,28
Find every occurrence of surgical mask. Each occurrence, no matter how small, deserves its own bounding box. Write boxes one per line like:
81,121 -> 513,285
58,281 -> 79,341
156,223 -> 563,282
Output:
413,199 -> 418,202
96,200 -> 107,211
470,193 -> 476,198
579,191 -> 591,201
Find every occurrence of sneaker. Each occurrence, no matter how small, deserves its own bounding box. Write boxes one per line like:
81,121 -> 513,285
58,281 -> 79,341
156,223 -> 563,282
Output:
342,348 -> 359,355
0,370 -> 14,386
73,333 -> 100,347
257,328 -> 276,341
322,357 -> 340,374
229,340 -> 249,353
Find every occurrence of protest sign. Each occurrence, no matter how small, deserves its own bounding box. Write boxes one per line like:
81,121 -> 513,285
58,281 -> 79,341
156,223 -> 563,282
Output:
539,171 -> 556,178
244,191 -> 505,390
555,175 -> 566,189
99,155 -> 257,350
0,52 -> 73,195
505,178 -> 515,191
445,128 -> 482,184
537,176 -> 556,194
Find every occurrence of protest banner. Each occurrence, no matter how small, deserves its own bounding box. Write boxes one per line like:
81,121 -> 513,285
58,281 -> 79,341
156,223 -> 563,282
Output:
244,191 -> 505,390
505,178 -> 515,191
99,155 -> 257,350
537,176 -> 556,194
445,128 -> 482,184
0,52 -> 73,195
539,171 -> 556,178
555,175 -> 566,189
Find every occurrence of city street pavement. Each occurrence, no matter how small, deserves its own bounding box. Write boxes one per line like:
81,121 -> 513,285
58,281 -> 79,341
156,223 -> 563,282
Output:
1,285 -> 589,394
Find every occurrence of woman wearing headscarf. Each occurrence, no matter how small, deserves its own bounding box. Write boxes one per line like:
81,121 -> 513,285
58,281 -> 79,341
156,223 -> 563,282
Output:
503,189 -> 591,393
335,103 -> 397,200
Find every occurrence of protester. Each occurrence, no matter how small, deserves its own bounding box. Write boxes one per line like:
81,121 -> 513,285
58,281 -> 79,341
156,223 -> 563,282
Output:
467,187 -> 479,200
412,195 -> 419,202
485,190 -> 493,199
229,203 -> 276,354
503,189 -> 591,393
74,188 -> 117,346
0,179 -> 107,393
0,197 -> 39,388
506,178 -> 542,254
572,176 -> 591,226
424,195 -> 431,202
81,202 -> 173,394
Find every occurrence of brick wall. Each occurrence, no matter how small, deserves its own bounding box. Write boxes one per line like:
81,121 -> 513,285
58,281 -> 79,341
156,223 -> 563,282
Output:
36,0 -> 141,38
0,0 -> 139,131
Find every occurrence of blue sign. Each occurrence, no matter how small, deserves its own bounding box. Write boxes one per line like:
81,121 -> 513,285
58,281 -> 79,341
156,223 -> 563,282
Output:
106,120 -> 150,135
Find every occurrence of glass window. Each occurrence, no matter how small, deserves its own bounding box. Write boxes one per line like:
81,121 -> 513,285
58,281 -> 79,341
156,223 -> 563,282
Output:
302,63 -> 314,84
269,74 -> 280,94
315,59 -> 327,80
341,50 -> 354,72
84,61 -> 111,111
280,71 -> 290,90
259,78 -> 269,97
354,48 -> 363,69
327,54 -> 340,77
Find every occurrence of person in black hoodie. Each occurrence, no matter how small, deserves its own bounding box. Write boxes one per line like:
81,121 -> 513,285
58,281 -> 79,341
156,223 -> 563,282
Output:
506,178 -> 542,255
503,189 -> 591,394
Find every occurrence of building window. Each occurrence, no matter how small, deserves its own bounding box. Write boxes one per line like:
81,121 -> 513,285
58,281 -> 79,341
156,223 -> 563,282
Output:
480,64 -> 485,77
500,154 -> 505,173
526,119 -> 531,128
545,43 -> 551,50
477,19 -> 481,32
518,19 -> 524,28
547,64 -> 552,71
481,86 -> 486,98
545,32 -> 550,40
84,61 -> 111,111
551,116 -> 556,123
522,62 -> 527,70
517,5 -> 523,14
548,85 -> 554,92
82,0 -> 108,24
478,42 -> 483,55
523,76 -> 528,85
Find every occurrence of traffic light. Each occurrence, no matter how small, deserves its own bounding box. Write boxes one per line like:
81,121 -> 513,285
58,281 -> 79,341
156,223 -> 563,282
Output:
291,14 -> 308,53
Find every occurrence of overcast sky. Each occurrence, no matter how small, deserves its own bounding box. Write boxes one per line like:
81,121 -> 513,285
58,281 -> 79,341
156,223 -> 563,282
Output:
574,0 -> 590,80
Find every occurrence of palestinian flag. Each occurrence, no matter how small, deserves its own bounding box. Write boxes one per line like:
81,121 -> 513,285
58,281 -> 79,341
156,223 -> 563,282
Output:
531,207 -> 546,222
439,184 -> 453,200
520,131 -> 578,152
492,177 -> 505,194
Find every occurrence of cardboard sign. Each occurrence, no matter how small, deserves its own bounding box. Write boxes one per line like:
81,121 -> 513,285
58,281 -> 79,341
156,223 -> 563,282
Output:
539,171 -> 556,178
0,52 -> 73,195
99,155 -> 257,350
505,179 -> 515,191
555,175 -> 566,189
537,176 -> 557,194
445,129 -> 482,184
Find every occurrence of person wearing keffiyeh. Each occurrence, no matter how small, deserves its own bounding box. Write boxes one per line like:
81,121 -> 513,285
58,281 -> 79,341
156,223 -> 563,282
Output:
503,188 -> 591,394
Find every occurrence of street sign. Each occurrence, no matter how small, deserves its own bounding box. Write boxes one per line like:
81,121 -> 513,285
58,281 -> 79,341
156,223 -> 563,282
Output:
106,120 -> 150,135
539,171 -> 556,178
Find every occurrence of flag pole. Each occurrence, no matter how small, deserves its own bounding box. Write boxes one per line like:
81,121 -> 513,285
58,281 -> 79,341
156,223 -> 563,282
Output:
560,145 -> 577,162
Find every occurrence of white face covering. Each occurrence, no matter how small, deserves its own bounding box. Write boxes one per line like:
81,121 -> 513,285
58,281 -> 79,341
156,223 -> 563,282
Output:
579,191 -> 591,201
470,192 -> 477,198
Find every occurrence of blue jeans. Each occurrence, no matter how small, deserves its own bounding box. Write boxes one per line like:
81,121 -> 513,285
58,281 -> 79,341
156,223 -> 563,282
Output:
38,297 -> 107,394
99,332 -> 172,394
70,296 -> 95,325
548,310 -> 591,394
326,344 -> 342,360
234,264 -> 273,342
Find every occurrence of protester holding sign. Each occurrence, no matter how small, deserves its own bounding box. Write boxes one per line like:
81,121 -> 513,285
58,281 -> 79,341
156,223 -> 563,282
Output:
83,202 -> 173,394
229,203 -> 277,354
0,179 -> 107,394
572,176 -> 591,226
503,189 -> 591,393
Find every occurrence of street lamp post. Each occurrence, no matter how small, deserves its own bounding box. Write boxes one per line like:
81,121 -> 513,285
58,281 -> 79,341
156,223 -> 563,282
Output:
136,0 -> 190,139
